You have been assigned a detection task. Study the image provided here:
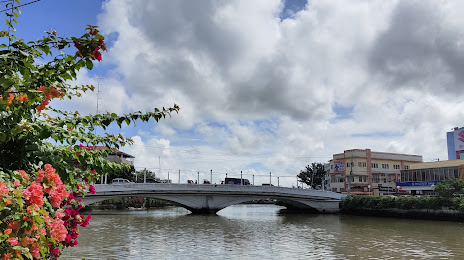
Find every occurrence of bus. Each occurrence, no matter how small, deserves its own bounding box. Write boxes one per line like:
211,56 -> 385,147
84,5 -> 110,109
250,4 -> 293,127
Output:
224,177 -> 251,185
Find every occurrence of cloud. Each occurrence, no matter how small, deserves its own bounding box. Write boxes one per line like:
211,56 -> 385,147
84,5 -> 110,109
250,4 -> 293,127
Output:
63,0 -> 464,187
369,0 -> 464,94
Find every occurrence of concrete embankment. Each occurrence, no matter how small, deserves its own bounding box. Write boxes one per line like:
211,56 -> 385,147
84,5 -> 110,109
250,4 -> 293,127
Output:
341,208 -> 464,222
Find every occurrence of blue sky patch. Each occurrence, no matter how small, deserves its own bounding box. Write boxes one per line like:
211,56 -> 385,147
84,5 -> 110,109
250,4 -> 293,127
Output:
280,0 -> 308,20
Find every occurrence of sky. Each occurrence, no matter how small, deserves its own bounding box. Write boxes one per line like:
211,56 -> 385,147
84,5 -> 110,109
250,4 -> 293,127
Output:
9,0 -> 464,186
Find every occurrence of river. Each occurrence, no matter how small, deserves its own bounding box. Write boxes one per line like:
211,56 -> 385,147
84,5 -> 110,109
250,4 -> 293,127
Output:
62,205 -> 464,259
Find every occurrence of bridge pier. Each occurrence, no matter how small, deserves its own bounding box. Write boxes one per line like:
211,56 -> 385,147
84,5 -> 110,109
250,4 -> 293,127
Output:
187,207 -> 221,215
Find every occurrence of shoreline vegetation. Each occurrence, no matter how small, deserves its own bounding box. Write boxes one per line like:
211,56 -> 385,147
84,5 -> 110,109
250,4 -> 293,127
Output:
340,195 -> 464,222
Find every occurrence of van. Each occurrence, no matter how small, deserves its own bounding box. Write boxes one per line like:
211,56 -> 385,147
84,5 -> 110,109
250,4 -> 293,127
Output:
111,178 -> 132,184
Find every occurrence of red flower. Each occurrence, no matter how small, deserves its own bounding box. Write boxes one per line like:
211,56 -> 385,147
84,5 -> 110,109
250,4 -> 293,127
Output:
89,185 -> 96,194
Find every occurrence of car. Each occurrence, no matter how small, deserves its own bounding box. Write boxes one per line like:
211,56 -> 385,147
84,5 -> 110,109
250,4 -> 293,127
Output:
111,178 -> 132,184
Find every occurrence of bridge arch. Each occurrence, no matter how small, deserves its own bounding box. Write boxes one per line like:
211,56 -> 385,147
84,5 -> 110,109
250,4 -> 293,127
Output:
81,184 -> 344,214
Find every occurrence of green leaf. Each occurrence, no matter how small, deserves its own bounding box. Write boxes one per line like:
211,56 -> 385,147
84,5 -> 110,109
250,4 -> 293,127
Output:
85,59 -> 93,70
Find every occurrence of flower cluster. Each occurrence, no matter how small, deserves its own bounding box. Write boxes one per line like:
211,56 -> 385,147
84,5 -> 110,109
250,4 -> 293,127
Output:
35,85 -> 66,114
0,90 -> 29,109
0,165 -> 95,259
73,26 -> 106,61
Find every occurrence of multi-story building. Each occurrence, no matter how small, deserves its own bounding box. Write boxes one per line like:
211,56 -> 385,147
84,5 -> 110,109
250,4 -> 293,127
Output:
329,149 -> 422,195
397,159 -> 464,196
447,127 -> 464,160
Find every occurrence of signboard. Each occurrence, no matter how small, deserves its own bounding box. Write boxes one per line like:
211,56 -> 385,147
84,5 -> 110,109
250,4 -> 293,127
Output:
378,187 -> 395,192
454,129 -> 464,151
396,181 -> 439,187
333,160 -> 345,173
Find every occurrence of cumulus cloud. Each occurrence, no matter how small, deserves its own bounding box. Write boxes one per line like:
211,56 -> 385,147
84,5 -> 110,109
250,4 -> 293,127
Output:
60,0 -> 464,186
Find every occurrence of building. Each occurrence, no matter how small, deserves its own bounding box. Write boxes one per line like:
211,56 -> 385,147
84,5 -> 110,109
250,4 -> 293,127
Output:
106,150 -> 135,166
94,146 -> 135,184
397,159 -> 464,196
329,149 -> 423,195
446,127 -> 464,160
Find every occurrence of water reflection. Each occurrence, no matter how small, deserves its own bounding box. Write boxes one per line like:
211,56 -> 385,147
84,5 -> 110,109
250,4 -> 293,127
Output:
63,205 -> 464,260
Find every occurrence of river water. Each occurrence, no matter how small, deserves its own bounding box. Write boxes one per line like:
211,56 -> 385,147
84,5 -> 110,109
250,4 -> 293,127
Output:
62,205 -> 464,260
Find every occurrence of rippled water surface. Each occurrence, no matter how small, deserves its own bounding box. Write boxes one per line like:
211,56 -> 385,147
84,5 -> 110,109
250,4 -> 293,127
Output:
62,205 -> 464,260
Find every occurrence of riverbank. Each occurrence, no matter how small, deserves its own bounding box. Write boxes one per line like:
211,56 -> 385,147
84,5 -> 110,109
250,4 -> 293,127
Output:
84,197 -> 171,210
340,195 -> 464,222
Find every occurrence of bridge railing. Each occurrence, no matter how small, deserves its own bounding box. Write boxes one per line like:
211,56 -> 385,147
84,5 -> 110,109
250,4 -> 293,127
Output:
92,183 -> 345,200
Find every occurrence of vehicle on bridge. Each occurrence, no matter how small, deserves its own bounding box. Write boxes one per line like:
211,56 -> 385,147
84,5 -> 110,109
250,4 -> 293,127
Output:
111,178 -> 133,184
136,178 -> 161,183
223,178 -> 250,185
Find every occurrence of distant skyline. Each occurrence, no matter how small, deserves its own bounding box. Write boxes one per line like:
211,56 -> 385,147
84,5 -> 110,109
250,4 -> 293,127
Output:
10,0 -> 464,186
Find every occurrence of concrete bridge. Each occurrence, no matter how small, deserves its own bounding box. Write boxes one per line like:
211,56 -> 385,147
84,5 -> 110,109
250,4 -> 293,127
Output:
82,184 -> 345,214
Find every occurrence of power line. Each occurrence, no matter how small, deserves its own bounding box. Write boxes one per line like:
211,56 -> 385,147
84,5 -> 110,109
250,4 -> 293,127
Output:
0,0 -> 43,13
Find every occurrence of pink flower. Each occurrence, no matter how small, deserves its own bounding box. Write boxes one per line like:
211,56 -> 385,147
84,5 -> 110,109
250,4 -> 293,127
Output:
48,184 -> 69,207
31,243 -> 40,258
93,50 -> 102,61
14,180 -> 20,187
23,182 -> 44,207
80,214 -> 92,227
50,247 -> 60,256
56,210 -> 65,218
7,237 -> 18,246
0,182 -> 9,194
89,185 -> 96,194
50,218 -> 67,242
35,170 -> 45,182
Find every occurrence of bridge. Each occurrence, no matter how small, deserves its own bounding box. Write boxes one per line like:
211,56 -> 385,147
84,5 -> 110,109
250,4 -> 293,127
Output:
82,184 -> 345,214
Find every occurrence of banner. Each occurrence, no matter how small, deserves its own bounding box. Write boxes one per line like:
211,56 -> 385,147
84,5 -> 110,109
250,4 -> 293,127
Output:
333,160 -> 345,173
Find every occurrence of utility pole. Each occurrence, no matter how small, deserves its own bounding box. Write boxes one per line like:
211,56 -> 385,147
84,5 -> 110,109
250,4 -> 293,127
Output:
178,169 -> 180,184
210,169 -> 212,184
311,164 -> 314,188
269,172 -> 272,185
240,171 -> 243,185
348,155 -> 353,195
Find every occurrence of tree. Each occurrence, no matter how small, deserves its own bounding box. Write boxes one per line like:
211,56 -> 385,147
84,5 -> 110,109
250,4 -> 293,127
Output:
297,163 -> 326,189
135,169 -> 157,181
434,178 -> 464,198
0,1 -> 178,258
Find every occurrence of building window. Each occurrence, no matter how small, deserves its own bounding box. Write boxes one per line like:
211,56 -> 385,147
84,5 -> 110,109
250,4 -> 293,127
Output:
371,163 -> 378,168
382,164 -> 389,169
393,164 -> 400,169
404,165 -> 409,169
358,162 -> 362,167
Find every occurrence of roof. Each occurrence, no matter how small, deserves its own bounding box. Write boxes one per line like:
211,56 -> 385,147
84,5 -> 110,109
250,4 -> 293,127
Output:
88,145 -> 135,159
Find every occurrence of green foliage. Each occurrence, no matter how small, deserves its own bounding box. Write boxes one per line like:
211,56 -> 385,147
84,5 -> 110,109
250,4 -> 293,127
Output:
0,1 -> 179,258
108,165 -> 136,183
434,178 -> 464,198
297,163 -> 326,188
135,169 -> 157,181
341,195 -> 464,212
